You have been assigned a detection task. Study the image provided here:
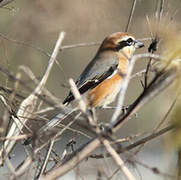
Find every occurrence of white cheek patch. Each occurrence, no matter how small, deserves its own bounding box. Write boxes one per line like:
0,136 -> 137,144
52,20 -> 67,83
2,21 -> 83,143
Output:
121,46 -> 136,56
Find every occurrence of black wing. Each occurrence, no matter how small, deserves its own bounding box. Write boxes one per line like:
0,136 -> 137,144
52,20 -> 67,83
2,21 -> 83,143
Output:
63,54 -> 119,104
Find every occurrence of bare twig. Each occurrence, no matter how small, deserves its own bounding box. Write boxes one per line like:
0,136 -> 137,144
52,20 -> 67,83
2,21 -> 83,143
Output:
133,158 -> 175,179
130,0 -> 165,155
0,86 -> 25,100
144,0 -> 164,88
125,0 -> 137,32
40,53 -> 177,180
89,125 -> 174,159
0,32 -> 65,165
111,53 -> 161,125
111,61 -> 177,133
60,42 -> 100,50
0,0 -> 15,7
40,96 -> 174,179
39,138 -> 101,180
131,69 -> 146,79
41,111 -> 80,154
5,158 -> 16,176
144,37 -> 159,89
155,92 -> 179,131
36,106 -> 76,137
131,93 -> 178,155
0,72 -> 21,137
0,32 -> 100,58
0,32 -> 151,60
121,125 -> 174,153
36,139 -> 55,179
69,79 -> 95,127
0,134 -> 31,141
69,79 -> 87,113
111,53 -> 135,123
0,33 -> 53,58
34,107 -> 91,139
103,139 -> 135,180
10,157 -> 33,180
19,65 -> 60,103
144,58 -> 152,88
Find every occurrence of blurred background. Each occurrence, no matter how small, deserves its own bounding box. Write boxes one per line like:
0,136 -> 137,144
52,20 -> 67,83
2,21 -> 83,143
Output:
0,0 -> 181,179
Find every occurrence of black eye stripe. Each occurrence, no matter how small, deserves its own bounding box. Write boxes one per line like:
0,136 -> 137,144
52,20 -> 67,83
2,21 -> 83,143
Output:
116,38 -> 134,51
126,38 -> 134,44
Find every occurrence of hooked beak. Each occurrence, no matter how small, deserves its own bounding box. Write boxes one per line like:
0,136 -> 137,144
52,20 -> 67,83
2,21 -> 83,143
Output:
134,40 -> 144,49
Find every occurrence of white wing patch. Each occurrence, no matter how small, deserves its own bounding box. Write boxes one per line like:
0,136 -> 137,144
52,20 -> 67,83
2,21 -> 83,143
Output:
106,69 -> 118,79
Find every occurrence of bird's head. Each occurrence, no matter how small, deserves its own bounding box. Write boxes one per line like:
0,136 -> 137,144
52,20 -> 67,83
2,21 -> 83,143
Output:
100,32 -> 144,58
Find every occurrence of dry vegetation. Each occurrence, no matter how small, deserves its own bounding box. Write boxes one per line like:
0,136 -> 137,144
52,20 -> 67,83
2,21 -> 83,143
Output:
0,0 -> 181,180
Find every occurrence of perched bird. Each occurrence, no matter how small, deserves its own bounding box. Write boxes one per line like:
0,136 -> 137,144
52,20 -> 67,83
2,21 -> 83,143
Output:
24,32 -> 144,145
63,32 -> 144,108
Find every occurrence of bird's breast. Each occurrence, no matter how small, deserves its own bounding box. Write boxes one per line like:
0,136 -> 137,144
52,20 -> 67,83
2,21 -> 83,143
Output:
86,57 -> 129,108
87,73 -> 124,107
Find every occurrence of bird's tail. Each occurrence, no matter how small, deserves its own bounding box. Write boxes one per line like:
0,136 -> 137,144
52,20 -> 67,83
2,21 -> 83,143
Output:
24,107 -> 77,145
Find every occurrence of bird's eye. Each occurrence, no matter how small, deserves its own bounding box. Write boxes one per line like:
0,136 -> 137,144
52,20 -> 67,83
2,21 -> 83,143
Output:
116,38 -> 134,51
126,38 -> 134,45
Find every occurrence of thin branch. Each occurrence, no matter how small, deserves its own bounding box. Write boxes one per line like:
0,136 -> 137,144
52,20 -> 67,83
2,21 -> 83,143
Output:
108,168 -> 120,180
103,139 -> 135,180
111,54 -> 135,123
39,138 -> 101,180
132,93 -> 179,155
144,57 -> 152,88
130,0 -> 165,155
131,69 -> 146,79
35,106 -> 76,137
5,158 -> 16,176
125,0 -> 137,32
144,0 -> 164,88
0,32 -> 65,165
155,92 -> 179,131
121,125 -> 174,153
110,53 -> 161,126
40,53 -> 177,180
0,32 -> 151,59
89,125 -> 174,159
0,32 -> 52,58
19,65 -> 60,103
0,32 -> 100,58
36,140 -> 55,179
10,108 -> 78,178
0,63 -> 66,111
1,72 -> 21,137
0,0 -> 15,7
111,62 -> 176,132
0,134 -> 31,141
60,42 -> 100,50
41,106 -> 172,179
133,158 -> 175,179
69,79 -> 86,113
0,85 -> 25,100
33,108 -> 91,139
69,79 -> 95,127
10,157 -> 33,180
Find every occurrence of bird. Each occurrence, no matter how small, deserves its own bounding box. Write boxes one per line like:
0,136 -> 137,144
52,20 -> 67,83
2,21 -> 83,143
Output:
23,32 -> 144,145
63,32 -> 144,108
